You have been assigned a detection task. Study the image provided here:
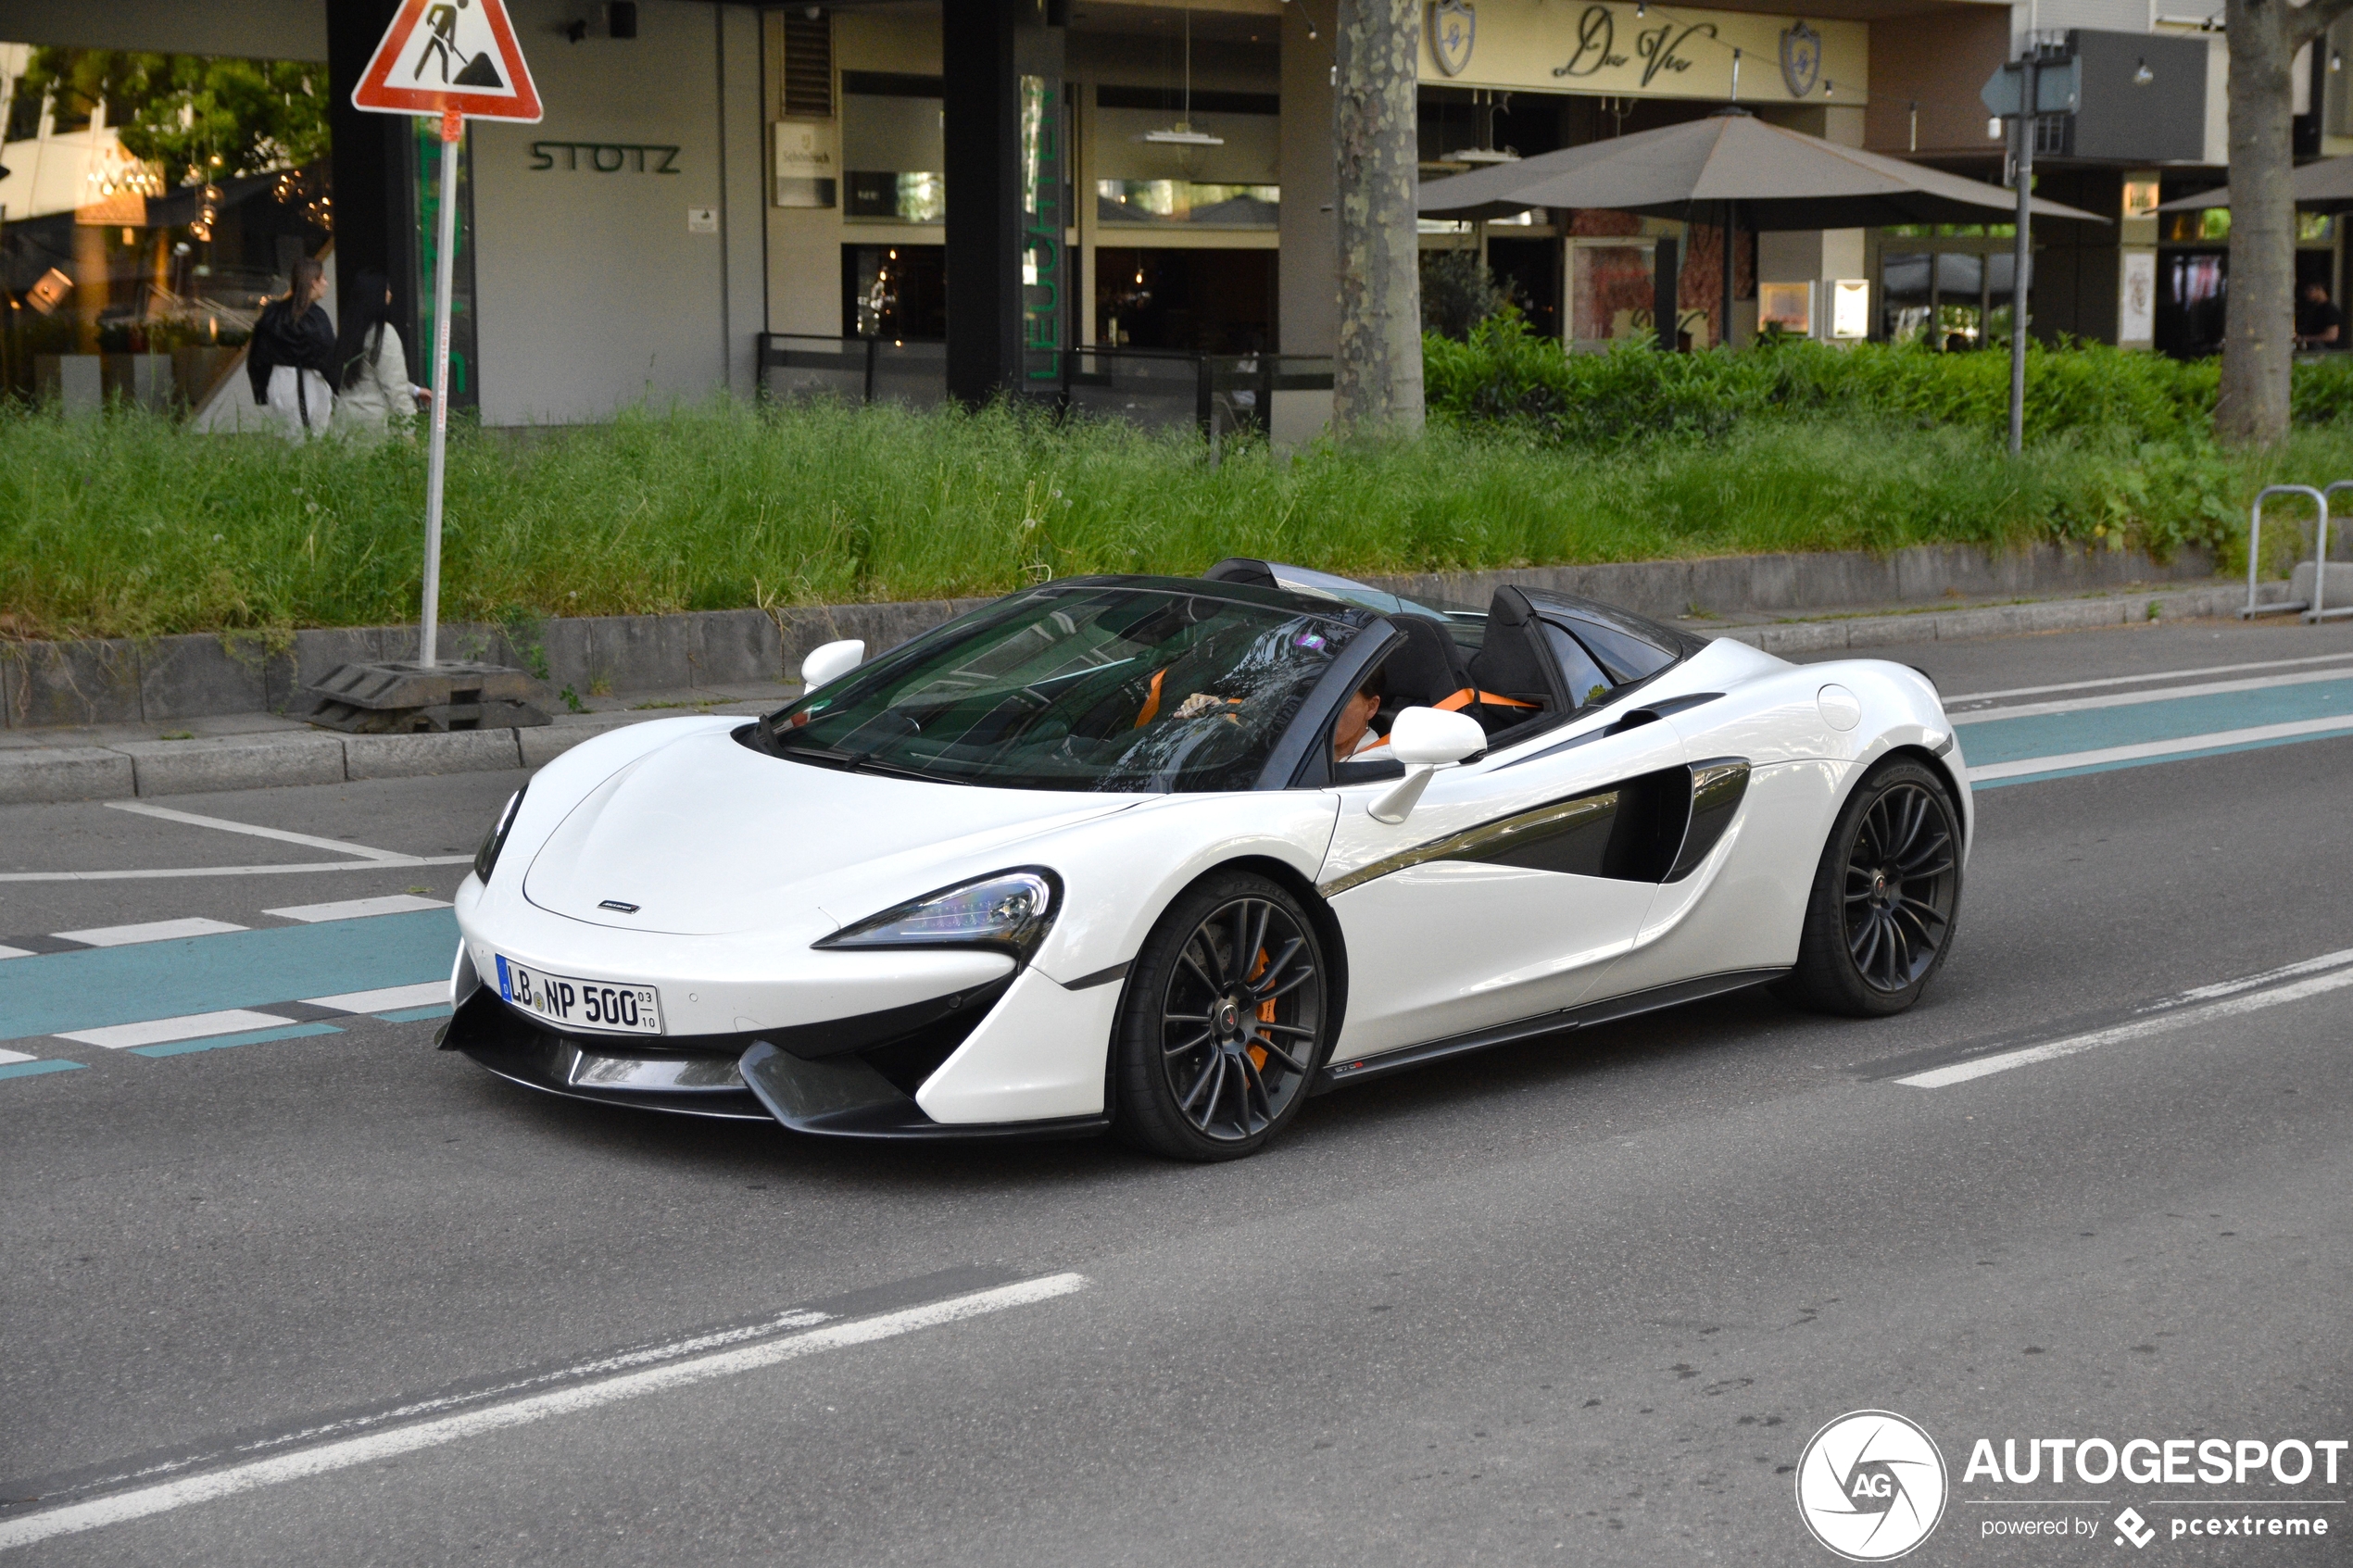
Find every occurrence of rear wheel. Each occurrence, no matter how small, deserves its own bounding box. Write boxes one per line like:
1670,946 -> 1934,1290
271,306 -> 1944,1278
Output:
1113,872 -> 1329,1161
1777,758 -> 1962,1018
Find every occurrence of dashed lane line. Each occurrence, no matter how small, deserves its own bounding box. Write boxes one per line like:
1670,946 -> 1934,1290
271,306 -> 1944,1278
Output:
50,918 -> 247,947
0,1272 -> 1091,1552
0,856 -> 473,884
1895,966 -> 2353,1088
103,801 -> 420,861
0,908 -> 457,1044
2,898 -> 452,960
263,895 -> 450,922
300,982 -> 450,1013
1967,713 -> 2353,786
130,1022 -> 345,1059
59,1010 -> 299,1051
48,984 -> 453,1053
1943,649 -> 2353,707
1950,665 -> 2353,723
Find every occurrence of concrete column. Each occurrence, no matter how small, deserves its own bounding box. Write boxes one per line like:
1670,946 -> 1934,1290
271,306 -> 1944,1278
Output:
1278,0 -> 1336,359
943,0 -> 1022,404
718,4 -> 766,397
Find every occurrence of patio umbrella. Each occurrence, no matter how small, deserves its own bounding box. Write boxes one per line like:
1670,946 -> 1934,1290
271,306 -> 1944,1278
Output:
1420,108 -> 2104,349
2157,153 -> 2353,212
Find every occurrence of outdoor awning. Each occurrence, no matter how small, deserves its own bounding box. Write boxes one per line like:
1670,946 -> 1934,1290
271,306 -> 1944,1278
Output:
2158,154 -> 2353,212
1418,110 -> 2107,230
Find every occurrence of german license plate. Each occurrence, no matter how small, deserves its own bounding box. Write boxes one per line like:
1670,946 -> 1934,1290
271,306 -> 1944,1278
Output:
494,955 -> 662,1035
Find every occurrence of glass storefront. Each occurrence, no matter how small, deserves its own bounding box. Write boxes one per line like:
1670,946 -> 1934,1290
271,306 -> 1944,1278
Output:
1,42 -> 333,409
1874,226 -> 2018,350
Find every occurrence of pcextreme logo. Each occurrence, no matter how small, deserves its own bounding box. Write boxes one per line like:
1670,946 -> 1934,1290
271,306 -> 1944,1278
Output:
1795,1411 -> 1950,1561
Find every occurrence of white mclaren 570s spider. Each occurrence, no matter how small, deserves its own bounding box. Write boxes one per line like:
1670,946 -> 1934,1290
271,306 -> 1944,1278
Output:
443,558 -> 1969,1160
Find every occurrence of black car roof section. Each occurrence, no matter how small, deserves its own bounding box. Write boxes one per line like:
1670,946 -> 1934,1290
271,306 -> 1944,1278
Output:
1516,587 -> 1712,660
1041,572 -> 1381,622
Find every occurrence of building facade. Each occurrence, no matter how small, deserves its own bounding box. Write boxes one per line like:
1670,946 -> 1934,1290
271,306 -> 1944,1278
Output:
0,0 -> 2341,424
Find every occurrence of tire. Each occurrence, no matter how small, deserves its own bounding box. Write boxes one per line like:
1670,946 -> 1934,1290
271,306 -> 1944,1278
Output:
1112,871 -> 1331,1161
1776,758 -> 1963,1018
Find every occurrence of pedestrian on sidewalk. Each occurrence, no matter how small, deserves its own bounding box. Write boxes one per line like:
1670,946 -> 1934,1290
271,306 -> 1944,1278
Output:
332,270 -> 428,442
246,257 -> 337,439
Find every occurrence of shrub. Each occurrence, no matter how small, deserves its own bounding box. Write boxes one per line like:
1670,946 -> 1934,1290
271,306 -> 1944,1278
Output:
1423,315 -> 2353,447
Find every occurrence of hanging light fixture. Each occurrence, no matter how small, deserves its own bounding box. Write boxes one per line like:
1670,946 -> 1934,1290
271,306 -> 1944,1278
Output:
1450,88 -> 1521,164
1140,2 -> 1224,144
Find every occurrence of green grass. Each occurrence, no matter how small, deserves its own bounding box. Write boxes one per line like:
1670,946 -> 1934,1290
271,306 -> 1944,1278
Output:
3,394 -> 2350,642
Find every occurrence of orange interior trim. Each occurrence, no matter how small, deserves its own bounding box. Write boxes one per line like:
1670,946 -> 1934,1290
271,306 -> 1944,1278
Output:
1434,686 -> 1539,712
1134,668 -> 1167,727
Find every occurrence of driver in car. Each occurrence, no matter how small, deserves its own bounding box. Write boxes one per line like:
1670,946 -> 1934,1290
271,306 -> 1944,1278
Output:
1328,660 -> 1388,762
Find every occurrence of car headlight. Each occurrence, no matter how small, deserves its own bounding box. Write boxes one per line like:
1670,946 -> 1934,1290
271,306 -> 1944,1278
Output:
814,868 -> 1059,960
472,786 -> 526,884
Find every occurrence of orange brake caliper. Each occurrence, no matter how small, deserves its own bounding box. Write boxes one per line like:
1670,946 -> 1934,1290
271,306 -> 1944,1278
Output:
1248,948 -> 1275,1070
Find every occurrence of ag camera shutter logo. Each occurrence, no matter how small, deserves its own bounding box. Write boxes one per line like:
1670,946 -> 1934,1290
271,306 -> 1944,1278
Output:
1795,1411 -> 1949,1561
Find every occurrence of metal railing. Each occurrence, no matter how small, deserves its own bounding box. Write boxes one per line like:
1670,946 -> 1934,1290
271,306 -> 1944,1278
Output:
2241,483 -> 2353,624
757,333 -> 1334,440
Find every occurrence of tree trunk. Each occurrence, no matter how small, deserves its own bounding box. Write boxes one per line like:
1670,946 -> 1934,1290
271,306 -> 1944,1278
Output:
1332,0 -> 1425,438
2217,0 -> 2301,447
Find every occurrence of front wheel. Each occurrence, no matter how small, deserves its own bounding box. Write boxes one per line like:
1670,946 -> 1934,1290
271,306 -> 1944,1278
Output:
1112,872 -> 1330,1161
1777,758 -> 1962,1018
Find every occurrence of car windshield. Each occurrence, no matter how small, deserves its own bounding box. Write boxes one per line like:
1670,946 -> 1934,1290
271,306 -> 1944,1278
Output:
754,583 -> 1372,792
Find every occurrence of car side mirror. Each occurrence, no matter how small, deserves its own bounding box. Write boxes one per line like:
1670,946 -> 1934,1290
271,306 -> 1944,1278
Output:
1368,706 -> 1486,823
799,639 -> 865,691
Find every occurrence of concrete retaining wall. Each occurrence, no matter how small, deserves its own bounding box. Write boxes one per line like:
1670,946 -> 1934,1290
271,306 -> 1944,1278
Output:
0,543 -> 2219,731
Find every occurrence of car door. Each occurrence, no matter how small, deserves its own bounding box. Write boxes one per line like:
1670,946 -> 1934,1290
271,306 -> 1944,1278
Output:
1315,714 -> 1692,1061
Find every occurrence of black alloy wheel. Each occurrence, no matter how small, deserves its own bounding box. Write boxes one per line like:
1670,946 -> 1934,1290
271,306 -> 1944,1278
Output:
1114,872 -> 1329,1160
1778,758 -> 1963,1018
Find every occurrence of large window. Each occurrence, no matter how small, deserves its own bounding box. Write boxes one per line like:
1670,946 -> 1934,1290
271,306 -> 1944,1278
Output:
840,72 -> 944,224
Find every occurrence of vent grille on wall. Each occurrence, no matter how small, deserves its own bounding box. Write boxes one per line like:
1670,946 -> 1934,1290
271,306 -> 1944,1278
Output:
783,10 -> 834,119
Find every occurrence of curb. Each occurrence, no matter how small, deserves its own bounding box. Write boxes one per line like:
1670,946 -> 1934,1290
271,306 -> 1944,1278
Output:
0,581 -> 2294,809
1707,581 -> 2274,655
0,713 -> 645,808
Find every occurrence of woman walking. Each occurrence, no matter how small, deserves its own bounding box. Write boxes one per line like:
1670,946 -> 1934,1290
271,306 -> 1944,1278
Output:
332,269 -> 428,441
246,257 -> 336,438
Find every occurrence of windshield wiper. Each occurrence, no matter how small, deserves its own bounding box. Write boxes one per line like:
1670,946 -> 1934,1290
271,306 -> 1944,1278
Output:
845,754 -> 965,784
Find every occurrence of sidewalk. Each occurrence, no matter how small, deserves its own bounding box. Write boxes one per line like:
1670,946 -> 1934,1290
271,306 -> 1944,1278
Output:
0,575 -> 2285,806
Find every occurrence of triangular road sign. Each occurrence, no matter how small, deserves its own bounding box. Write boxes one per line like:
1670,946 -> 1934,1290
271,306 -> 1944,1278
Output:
352,0 -> 542,122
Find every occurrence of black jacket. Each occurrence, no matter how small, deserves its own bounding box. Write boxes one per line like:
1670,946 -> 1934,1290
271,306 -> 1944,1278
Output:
247,299 -> 337,403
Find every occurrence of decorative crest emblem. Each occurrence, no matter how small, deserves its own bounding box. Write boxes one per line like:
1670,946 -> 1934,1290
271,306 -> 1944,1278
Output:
1430,0 -> 1476,77
1779,19 -> 1823,98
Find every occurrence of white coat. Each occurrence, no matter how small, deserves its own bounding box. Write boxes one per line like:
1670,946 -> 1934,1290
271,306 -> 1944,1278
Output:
333,322 -> 421,440
266,365 -> 334,440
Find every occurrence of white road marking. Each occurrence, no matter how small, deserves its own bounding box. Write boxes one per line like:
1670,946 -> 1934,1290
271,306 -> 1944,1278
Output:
0,1048 -> 38,1065
1898,968 -> 2353,1087
1951,665 -> 2353,723
1944,650 -> 2353,706
264,895 -> 452,923
1967,714 -> 2353,783
50,918 -> 248,947
0,1272 -> 1091,1553
2170,947 -> 2353,1006
302,982 -> 450,1014
104,802 -> 417,862
0,857 -> 473,884
57,1010 -> 295,1051
0,947 -> 33,961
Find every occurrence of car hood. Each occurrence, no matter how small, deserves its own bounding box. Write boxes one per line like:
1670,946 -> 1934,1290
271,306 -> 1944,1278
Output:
522,726 -> 1139,935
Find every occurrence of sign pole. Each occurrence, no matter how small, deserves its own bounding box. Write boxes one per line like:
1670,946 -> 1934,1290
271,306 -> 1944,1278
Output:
2007,55 -> 2036,458
420,106 -> 462,670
